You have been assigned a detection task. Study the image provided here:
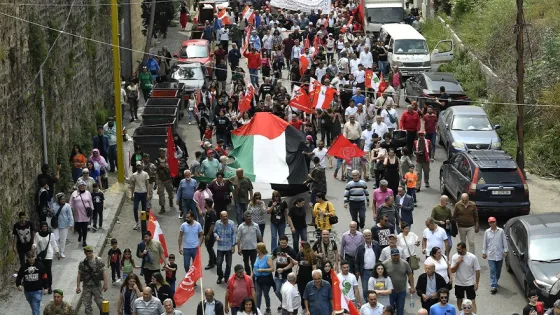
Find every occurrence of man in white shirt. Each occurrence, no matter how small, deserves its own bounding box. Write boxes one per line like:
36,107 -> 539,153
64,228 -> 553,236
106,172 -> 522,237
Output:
338,261 -> 362,308
380,103 -> 399,132
359,45 -> 374,69
378,234 -> 405,262
344,115 -> 362,146
361,123 -> 375,152
481,216 -> 508,294
356,104 -> 367,128
338,52 -> 350,74
281,273 -> 301,315
422,217 -> 449,257
331,72 -> 348,90
345,101 -> 359,120
291,40 -> 302,62
310,140 -> 328,169
353,64 -> 366,90
451,242 -> 481,314
315,61 -> 327,83
349,55 -> 360,75
360,291 -> 384,315
371,116 -> 389,140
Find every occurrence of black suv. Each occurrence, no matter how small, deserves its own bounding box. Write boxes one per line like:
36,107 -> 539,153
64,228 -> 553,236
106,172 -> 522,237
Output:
439,150 -> 530,216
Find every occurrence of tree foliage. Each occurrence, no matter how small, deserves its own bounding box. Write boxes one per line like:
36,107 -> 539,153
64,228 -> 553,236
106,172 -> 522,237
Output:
142,0 -> 176,36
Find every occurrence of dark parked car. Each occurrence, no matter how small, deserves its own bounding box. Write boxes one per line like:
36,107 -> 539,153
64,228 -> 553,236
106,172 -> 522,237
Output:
504,213 -> 560,306
437,105 -> 501,157
404,72 -> 469,110
439,150 -> 530,215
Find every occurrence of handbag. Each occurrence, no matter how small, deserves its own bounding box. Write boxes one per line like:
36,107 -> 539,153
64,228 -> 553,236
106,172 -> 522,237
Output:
255,274 -> 275,286
402,235 -> 420,270
442,255 -> 453,290
326,203 -> 338,225
50,205 -> 63,229
37,233 -> 51,261
80,193 -> 93,218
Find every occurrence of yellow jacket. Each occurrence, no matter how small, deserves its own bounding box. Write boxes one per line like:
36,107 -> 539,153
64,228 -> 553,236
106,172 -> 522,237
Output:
313,201 -> 336,230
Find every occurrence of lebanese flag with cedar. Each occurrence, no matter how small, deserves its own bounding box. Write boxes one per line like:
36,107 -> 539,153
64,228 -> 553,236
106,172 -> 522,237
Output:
365,69 -> 380,90
299,55 -> 309,76
242,26 -> 252,55
290,85 -> 313,113
327,135 -> 366,161
147,212 -> 168,262
242,5 -> 255,24
377,73 -> 388,97
310,78 -> 336,110
166,126 -> 179,177
331,269 -> 360,315
239,84 -> 255,113
174,248 -> 202,306
218,9 -> 231,25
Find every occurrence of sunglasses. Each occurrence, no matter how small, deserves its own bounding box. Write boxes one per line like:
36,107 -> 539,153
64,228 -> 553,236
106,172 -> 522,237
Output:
462,306 -> 472,310
440,296 -> 448,300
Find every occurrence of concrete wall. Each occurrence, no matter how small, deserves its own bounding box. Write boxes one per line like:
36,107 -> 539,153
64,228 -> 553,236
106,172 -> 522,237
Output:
130,2 -> 146,73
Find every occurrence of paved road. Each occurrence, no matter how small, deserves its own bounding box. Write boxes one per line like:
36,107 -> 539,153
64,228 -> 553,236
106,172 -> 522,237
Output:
77,25 -> 528,315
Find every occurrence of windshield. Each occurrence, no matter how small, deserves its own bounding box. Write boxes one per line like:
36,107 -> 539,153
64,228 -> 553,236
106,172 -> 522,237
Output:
394,39 -> 428,55
180,45 -> 208,59
451,115 -> 493,131
366,8 -> 404,24
530,236 -> 560,261
479,169 -> 522,184
171,66 -> 205,80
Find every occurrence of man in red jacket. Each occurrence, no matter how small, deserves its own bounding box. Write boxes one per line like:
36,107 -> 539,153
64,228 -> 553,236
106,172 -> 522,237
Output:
244,47 -> 261,87
400,104 -> 421,154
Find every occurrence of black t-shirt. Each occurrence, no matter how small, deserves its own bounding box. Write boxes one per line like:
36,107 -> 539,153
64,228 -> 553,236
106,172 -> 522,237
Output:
166,263 -> 178,282
372,223 -> 395,248
92,191 -> 105,212
273,245 -> 297,279
13,221 -> 34,249
439,92 -> 450,109
108,248 -> 122,265
296,252 -> 316,280
268,200 -> 288,224
290,65 -> 301,82
288,205 -> 307,229
522,304 -> 536,315
204,210 -> 217,235
259,84 -> 274,97
377,46 -> 388,62
214,116 -> 231,134
37,173 -> 58,199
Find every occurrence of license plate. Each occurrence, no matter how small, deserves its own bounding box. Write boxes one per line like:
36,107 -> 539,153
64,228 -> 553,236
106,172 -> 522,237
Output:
492,190 -> 511,195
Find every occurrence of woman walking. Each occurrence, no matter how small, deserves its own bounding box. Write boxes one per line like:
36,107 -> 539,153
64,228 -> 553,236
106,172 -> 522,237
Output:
247,192 -> 267,235
368,262 -> 394,308
208,171 -> 232,212
70,180 -> 93,247
52,193 -> 73,258
150,273 -> 175,307
267,191 -> 289,252
383,148 -> 400,194
253,243 -> 274,315
287,197 -> 308,251
397,222 -> 420,264
33,221 -> 59,294
117,273 -> 143,315
69,145 -> 87,183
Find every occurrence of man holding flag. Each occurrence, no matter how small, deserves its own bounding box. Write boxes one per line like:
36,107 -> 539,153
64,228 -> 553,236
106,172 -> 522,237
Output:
178,212 -> 203,273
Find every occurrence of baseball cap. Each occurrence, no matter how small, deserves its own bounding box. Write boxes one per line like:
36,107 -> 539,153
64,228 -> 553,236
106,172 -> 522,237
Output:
390,248 -> 400,256
388,234 -> 397,239
488,217 -> 497,223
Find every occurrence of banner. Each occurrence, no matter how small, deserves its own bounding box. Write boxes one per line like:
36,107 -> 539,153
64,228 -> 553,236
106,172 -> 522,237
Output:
270,0 -> 331,13
174,248 -> 202,306
147,212 -> 169,263
290,85 -> 313,113
166,126 -> 179,177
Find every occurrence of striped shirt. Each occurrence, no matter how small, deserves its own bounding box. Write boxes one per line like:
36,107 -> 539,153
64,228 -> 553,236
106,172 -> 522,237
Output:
214,219 -> 237,251
344,180 -> 370,203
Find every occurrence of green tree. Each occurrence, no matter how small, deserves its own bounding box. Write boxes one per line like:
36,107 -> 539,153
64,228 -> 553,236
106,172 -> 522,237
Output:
142,0 -> 176,39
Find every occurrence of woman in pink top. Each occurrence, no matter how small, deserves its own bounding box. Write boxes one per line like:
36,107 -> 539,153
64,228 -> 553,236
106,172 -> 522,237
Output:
193,182 -> 213,227
70,180 -> 93,247
390,65 -> 403,107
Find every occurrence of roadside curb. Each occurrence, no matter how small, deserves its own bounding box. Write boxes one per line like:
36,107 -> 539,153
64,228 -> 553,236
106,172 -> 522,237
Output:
70,183 -> 128,313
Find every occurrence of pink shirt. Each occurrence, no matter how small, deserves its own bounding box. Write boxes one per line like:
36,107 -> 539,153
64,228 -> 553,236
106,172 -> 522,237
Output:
373,188 -> 394,210
69,190 -> 93,223
193,189 -> 213,215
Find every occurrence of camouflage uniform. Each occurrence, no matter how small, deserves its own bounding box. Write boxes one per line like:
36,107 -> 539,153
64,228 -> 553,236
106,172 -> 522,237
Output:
43,301 -> 73,315
155,152 -> 174,213
78,256 -> 106,315
143,155 -> 157,209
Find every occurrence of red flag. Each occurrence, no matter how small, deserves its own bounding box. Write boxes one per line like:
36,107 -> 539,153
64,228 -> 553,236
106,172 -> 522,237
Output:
299,55 -> 309,76
290,85 -> 314,113
377,73 -> 388,97
312,36 -> 320,58
242,26 -> 252,55
304,34 -> 310,50
239,84 -> 255,112
346,297 -> 360,315
327,135 -> 366,160
147,211 -> 168,262
174,248 -> 202,306
331,269 -> 342,312
365,69 -> 374,89
218,9 -> 231,25
167,126 -> 179,177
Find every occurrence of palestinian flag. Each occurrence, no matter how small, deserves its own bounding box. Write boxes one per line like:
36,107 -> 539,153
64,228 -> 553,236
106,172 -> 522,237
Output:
229,113 -> 310,197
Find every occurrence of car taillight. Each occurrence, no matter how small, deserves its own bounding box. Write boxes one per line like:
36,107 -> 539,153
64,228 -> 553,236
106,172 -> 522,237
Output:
518,168 -> 529,196
468,168 -> 479,196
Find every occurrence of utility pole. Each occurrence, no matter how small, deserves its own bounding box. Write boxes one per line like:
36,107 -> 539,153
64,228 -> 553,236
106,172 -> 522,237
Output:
111,0 -> 125,183
515,0 -> 525,172
39,68 -> 48,165
143,0 -> 157,65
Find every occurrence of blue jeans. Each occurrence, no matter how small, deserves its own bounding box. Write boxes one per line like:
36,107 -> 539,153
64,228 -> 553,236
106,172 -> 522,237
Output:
407,187 -> 417,203
378,61 -> 389,76
235,202 -> 247,224
133,192 -> 147,223
24,290 -> 42,315
292,227 -> 308,251
249,68 -> 259,87
488,259 -> 503,288
182,247 -> 198,273
270,223 -> 286,252
389,291 -> 407,315
72,167 -> 82,183
425,133 -> 436,159
256,281 -> 272,309
231,307 -> 240,315
275,277 -> 287,301
108,144 -> 117,172
349,201 -> 366,229
361,269 -> 373,301
169,279 -> 176,297
181,198 -> 197,217
217,250 -> 233,280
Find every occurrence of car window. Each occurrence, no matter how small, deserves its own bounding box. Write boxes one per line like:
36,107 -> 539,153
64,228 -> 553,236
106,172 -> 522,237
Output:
428,80 -> 463,93
451,154 -> 465,171
418,76 -> 427,88
478,169 -> 522,184
511,221 -> 527,254
529,234 -> 560,261
451,115 -> 493,131
394,39 -> 428,54
171,66 -> 205,80
180,45 -> 208,58
440,110 -> 451,123
457,159 -> 472,180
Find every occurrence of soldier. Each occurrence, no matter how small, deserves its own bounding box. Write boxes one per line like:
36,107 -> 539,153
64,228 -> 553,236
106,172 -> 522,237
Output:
142,153 -> 157,209
76,246 -> 108,315
155,148 -> 174,214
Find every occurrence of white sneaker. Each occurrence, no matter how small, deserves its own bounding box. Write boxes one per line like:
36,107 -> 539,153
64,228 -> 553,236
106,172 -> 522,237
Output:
60,253 -> 66,258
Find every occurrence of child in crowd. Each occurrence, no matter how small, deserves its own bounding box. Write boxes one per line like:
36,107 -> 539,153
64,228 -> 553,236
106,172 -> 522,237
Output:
163,254 -> 178,297
91,183 -> 105,231
121,248 -> 140,280
107,238 -> 122,284
404,165 -> 418,204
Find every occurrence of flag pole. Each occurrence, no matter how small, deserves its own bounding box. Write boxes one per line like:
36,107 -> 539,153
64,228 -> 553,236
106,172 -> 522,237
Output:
199,248 -> 205,315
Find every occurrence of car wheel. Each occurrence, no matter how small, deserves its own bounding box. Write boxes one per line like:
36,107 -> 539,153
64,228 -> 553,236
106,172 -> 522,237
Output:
505,254 -> 513,273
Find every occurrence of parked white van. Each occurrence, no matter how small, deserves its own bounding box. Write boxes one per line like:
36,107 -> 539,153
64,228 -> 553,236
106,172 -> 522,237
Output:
378,24 -> 454,76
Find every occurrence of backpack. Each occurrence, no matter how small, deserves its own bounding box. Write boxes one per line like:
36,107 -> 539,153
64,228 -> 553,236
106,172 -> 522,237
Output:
227,274 -> 252,304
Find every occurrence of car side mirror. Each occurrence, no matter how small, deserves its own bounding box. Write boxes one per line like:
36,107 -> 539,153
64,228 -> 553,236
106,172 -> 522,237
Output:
367,16 -> 372,23
445,123 -> 449,130
519,252 -> 525,260
442,160 -> 450,165
494,124 -> 501,130
387,48 -> 393,53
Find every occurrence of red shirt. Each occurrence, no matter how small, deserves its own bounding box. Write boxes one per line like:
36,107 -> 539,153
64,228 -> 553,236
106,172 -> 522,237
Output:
290,120 -> 304,130
244,51 -> 261,69
215,146 -> 227,156
399,110 -> 421,132
423,113 -> 438,134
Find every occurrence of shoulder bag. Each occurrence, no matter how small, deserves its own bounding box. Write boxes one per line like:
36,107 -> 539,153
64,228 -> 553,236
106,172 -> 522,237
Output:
50,205 -> 63,229
37,233 -> 51,261
80,193 -> 93,218
441,255 -> 453,290
402,236 -> 419,270
327,203 -> 338,225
